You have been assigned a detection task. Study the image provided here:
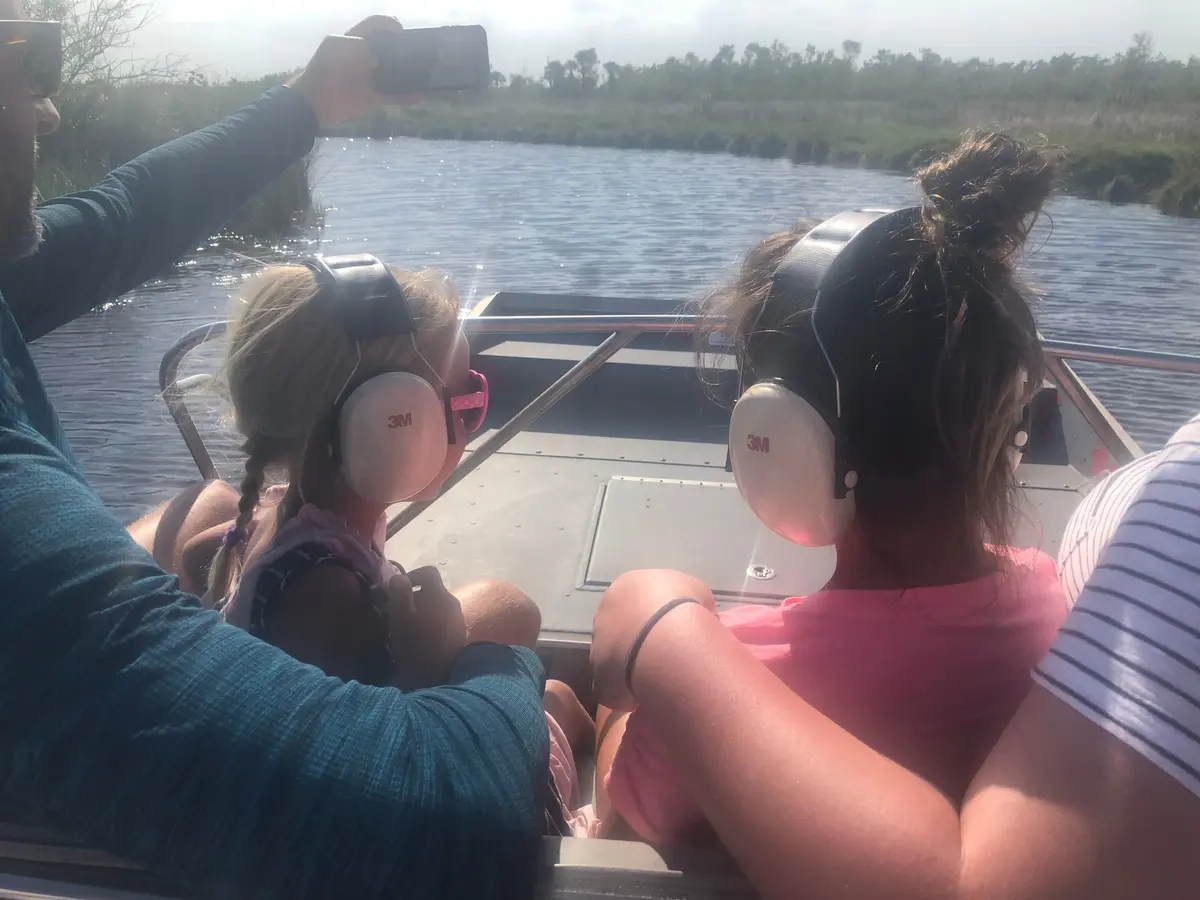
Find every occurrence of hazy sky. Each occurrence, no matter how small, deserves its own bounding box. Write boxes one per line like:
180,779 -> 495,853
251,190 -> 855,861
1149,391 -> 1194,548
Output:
134,0 -> 1199,80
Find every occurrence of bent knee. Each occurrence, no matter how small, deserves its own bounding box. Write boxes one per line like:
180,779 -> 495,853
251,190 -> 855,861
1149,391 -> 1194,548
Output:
545,679 -> 595,753
179,528 -> 226,596
457,578 -> 542,649
127,480 -> 239,567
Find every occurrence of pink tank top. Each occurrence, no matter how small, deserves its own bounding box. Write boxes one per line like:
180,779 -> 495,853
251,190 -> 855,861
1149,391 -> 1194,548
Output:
219,501 -> 595,836
221,504 -> 395,633
607,547 -> 1069,845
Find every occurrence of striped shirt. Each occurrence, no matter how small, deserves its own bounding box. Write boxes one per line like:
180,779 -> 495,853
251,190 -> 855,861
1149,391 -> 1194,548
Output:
1057,452 -> 1160,606
1035,413 -> 1200,798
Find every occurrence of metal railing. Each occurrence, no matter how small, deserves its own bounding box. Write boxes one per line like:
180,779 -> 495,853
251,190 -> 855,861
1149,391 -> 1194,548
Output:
158,303 -> 1200,531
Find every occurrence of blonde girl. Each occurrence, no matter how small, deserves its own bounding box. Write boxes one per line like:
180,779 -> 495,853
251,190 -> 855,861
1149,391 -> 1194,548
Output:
207,258 -> 596,836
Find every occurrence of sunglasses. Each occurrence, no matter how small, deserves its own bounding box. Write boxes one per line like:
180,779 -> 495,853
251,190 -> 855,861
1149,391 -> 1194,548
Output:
0,20 -> 62,99
449,369 -> 489,433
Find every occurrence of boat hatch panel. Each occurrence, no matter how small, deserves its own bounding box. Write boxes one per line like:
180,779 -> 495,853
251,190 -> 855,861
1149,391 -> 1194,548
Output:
1012,480 -> 1087,562
583,476 -> 836,604
1015,462 -> 1088,492
388,452 -> 1088,645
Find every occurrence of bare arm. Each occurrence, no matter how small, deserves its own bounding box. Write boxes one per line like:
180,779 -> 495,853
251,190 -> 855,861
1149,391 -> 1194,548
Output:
264,563 -> 389,684
2,88 -> 317,342
629,604 -> 1200,900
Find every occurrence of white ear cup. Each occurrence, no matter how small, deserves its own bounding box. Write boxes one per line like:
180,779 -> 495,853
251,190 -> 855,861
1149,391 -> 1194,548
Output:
338,372 -> 448,504
728,381 -> 856,547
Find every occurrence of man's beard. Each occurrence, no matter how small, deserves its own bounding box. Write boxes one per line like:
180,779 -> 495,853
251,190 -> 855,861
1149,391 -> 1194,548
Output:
0,177 -> 42,265
0,139 -> 44,264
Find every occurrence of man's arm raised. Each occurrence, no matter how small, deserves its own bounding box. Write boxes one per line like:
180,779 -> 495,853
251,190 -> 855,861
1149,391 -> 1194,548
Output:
3,18 -> 400,342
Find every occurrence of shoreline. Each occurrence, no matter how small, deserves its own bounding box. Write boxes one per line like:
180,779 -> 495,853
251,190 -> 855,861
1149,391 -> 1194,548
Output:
327,107 -> 1200,219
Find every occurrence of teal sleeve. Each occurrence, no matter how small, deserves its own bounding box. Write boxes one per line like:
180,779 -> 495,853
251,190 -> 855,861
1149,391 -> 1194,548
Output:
2,87 -> 317,342
0,405 -> 549,899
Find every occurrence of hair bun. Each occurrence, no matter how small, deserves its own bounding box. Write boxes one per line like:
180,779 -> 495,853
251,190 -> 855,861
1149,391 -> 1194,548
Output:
917,131 -> 1062,260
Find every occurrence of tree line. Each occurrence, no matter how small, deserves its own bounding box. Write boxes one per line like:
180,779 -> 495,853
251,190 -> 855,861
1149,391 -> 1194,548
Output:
489,34 -> 1198,108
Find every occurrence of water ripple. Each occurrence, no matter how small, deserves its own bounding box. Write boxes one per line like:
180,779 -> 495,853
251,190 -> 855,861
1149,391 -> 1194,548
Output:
28,138 -> 1200,522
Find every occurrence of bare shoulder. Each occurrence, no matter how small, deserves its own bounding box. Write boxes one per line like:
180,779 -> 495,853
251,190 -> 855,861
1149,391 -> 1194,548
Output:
284,561 -> 368,611
264,561 -> 386,683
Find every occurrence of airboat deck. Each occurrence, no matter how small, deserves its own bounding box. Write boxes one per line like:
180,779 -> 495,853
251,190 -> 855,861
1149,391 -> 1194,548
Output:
5,290 -> 1200,899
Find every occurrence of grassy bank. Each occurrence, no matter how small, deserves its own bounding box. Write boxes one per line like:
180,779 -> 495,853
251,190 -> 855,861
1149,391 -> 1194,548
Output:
36,76 -> 319,242
33,28 -> 1200,233
335,99 -> 1200,218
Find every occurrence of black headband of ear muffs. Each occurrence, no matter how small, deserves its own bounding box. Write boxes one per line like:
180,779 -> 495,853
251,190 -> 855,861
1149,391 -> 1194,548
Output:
728,208 -> 923,495
304,253 -> 418,342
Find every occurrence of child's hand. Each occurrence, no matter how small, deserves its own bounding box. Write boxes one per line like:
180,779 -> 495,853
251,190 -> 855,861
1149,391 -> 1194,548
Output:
385,567 -> 468,691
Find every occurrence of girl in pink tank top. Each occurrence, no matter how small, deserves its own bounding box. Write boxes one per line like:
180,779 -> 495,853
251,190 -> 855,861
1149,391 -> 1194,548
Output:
599,133 -> 1071,845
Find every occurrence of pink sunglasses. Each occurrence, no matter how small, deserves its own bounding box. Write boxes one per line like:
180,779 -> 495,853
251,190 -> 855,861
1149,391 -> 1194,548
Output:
449,369 -> 489,433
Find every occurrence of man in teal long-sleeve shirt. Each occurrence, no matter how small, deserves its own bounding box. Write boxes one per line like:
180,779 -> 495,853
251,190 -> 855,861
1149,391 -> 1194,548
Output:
0,9 -> 549,899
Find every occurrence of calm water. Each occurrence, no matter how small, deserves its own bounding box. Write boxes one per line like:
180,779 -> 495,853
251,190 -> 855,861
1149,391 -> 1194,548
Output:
29,137 -> 1200,523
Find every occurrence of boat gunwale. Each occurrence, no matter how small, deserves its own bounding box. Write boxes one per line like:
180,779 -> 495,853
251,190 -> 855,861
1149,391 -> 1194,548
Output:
157,294 -> 1200,508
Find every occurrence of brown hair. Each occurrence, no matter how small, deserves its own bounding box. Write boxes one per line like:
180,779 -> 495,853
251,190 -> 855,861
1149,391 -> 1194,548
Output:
207,264 -> 459,603
701,130 -> 1062,547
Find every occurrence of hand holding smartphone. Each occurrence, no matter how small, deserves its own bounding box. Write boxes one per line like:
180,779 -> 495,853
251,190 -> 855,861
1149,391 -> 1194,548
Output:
366,25 -> 491,96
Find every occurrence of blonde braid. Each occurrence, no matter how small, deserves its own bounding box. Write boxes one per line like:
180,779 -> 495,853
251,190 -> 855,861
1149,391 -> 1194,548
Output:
207,437 -> 270,609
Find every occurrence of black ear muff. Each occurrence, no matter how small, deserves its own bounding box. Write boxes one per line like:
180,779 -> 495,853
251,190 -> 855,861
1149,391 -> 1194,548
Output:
728,208 -> 921,547
305,253 -> 455,504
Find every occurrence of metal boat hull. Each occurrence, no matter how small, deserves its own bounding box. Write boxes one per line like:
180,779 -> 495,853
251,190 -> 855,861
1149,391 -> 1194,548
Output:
6,289 -> 1199,899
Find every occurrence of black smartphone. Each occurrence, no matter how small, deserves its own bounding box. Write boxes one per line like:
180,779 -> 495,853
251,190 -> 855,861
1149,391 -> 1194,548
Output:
367,25 -> 491,95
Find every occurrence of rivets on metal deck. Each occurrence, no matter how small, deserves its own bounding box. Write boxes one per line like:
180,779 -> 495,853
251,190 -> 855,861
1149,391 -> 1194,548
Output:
747,564 -> 776,581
